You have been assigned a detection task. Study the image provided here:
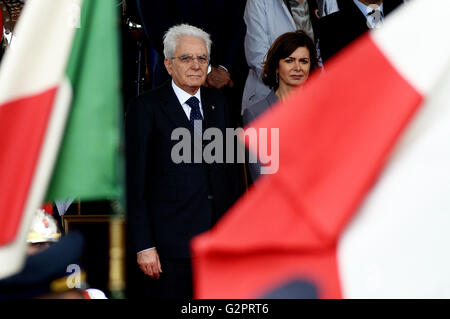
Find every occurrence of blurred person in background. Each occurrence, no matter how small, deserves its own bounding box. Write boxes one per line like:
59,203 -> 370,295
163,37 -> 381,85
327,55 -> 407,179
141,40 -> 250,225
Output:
0,210 -> 106,299
316,0 -> 405,63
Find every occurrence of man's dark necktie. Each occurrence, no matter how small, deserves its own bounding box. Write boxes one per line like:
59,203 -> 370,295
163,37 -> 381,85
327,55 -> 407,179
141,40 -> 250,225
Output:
368,7 -> 384,27
186,96 -> 203,136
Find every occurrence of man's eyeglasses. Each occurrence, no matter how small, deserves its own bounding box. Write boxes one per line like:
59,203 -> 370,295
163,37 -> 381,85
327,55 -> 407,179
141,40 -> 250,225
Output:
172,55 -> 209,65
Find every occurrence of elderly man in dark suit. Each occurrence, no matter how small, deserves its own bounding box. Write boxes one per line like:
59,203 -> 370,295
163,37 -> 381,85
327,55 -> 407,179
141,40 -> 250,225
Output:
136,0 -> 248,127
317,0 -> 404,63
125,24 -> 242,299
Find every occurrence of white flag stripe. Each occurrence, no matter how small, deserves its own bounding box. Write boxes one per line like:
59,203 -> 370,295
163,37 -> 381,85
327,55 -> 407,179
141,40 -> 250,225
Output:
0,0 -> 82,106
339,69 -> 450,298
371,0 -> 450,95
339,0 -> 450,298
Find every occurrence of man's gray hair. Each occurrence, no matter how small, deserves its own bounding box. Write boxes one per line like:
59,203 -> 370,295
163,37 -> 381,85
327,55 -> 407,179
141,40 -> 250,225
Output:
163,24 -> 212,60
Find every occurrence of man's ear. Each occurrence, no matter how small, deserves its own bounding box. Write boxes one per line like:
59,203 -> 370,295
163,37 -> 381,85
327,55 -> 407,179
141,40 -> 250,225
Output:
164,58 -> 172,76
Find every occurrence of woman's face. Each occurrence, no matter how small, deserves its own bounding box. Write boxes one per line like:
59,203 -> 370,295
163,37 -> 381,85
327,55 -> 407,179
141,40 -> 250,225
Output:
277,46 -> 311,90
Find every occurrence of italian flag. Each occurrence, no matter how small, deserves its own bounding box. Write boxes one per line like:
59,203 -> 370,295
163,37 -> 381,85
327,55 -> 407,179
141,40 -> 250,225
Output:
0,0 -> 122,279
192,0 -> 450,298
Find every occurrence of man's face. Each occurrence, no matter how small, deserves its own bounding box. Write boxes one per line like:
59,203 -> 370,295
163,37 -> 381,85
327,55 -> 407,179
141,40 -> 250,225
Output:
164,36 -> 209,95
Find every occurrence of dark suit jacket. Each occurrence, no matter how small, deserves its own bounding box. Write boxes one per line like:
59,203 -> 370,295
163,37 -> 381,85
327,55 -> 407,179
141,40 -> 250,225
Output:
125,81 -> 242,259
136,0 -> 247,72
317,0 -> 404,63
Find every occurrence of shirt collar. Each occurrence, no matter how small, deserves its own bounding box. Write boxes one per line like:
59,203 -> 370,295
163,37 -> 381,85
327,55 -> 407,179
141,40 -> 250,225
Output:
171,80 -> 202,106
353,0 -> 384,18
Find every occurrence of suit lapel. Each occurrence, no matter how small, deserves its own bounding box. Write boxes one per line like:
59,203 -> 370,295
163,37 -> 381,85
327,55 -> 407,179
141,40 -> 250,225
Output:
158,82 -> 194,135
158,84 -> 220,157
201,87 -> 219,132
159,83 -> 222,157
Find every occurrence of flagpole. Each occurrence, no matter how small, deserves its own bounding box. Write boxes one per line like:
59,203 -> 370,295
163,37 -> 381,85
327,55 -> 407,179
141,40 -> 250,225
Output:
108,208 -> 126,299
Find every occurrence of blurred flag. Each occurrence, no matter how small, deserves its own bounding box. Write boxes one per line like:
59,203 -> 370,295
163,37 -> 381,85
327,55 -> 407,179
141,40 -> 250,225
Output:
192,0 -> 450,298
0,0 -> 122,279
46,0 -> 122,202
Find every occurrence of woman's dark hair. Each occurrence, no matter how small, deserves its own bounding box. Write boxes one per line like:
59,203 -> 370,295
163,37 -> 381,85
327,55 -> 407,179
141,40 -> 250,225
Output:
262,30 -> 318,90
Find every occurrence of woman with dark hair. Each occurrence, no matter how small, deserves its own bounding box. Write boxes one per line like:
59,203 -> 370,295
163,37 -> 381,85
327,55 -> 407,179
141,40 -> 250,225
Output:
243,30 -> 317,182
262,30 -> 317,98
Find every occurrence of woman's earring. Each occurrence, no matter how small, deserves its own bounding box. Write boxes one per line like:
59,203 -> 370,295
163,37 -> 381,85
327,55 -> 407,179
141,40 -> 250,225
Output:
276,73 -> 279,85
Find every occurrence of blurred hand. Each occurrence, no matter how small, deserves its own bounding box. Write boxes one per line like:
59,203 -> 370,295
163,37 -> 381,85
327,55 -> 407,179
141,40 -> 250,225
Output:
206,66 -> 234,89
137,248 -> 162,279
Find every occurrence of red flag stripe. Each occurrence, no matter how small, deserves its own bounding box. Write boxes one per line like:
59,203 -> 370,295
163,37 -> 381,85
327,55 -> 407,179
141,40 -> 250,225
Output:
0,87 -> 58,245
193,249 -> 340,299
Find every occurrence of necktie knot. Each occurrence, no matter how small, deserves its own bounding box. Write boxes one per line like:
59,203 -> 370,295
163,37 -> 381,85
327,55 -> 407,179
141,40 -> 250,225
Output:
368,8 -> 383,16
185,96 -> 203,134
186,96 -> 200,110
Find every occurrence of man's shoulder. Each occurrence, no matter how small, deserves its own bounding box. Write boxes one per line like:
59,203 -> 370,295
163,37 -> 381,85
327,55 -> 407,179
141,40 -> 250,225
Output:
141,82 -> 172,100
131,82 -> 172,106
